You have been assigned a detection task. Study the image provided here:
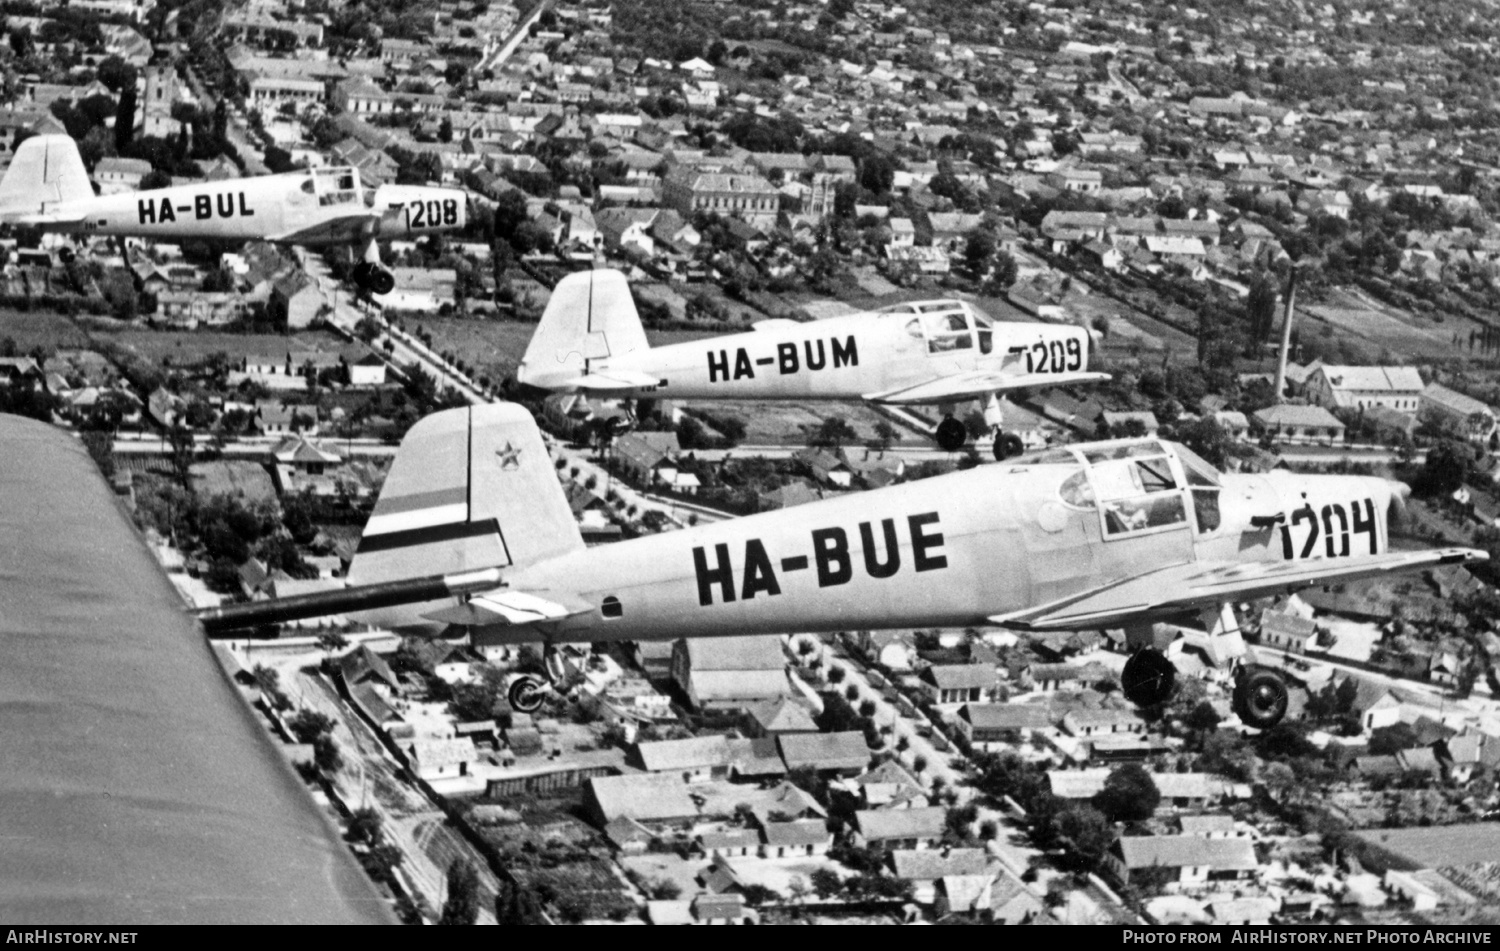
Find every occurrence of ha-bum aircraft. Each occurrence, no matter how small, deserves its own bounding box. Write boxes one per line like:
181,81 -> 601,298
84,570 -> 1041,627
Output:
517,269 -> 1109,458
0,134 -> 467,295
198,404 -> 1485,729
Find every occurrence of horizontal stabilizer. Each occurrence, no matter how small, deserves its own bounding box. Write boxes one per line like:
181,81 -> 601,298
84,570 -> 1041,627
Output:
865,370 -> 1111,405
16,212 -> 87,227
565,369 -> 662,390
991,548 -> 1486,632
423,591 -> 588,627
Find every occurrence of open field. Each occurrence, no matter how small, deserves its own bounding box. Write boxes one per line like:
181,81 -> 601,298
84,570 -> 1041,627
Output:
1354,823 -> 1500,869
1301,286 -> 1487,359
0,311 -> 95,351
99,328 -> 350,364
679,398 -> 912,445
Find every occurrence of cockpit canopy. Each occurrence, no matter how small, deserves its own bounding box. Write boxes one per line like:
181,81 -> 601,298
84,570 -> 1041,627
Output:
1014,439 -> 1223,537
878,300 -> 994,355
297,166 -> 362,206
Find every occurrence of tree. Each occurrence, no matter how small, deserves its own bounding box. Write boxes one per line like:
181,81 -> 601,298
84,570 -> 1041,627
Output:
809,867 -> 843,899
81,430 -> 115,480
312,733 -> 342,774
287,709 -> 335,744
1415,439 -> 1471,497
168,424 -> 196,489
440,858 -> 481,925
1051,804 -> 1115,871
318,630 -> 349,659
809,416 -> 858,449
496,881 -> 546,926
115,82 -> 138,153
1368,722 -> 1420,756
1092,763 -> 1161,822
1185,700 -> 1221,733
348,807 -> 382,846
1246,274 -> 1279,345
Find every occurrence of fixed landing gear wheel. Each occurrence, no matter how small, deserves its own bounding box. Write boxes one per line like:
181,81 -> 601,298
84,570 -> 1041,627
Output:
507,675 -> 546,713
935,416 -> 967,452
1234,667 -> 1290,730
369,268 -> 395,295
993,431 -> 1024,460
1121,648 -> 1176,708
57,247 -> 75,264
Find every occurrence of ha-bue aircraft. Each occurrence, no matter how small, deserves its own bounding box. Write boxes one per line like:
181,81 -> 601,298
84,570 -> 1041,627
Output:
198,403 -> 1485,730
517,269 -> 1109,458
0,134 -> 467,295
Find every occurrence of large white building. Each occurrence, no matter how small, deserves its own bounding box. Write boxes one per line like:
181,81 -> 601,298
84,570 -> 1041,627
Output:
1305,365 -> 1424,413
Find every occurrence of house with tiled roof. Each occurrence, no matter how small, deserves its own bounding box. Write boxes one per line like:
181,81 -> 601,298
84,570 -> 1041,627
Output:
1306,365 -> 1424,413
852,806 -> 948,850
1108,835 -> 1258,887
1251,404 -> 1345,445
920,664 -> 998,704
776,732 -> 870,776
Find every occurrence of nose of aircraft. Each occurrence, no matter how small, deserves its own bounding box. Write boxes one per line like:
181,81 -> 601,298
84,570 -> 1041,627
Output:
1386,478 -> 1411,532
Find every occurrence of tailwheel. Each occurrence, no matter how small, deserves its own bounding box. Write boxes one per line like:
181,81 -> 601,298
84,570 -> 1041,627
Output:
507,675 -> 547,714
1233,666 -> 1290,730
935,415 -> 967,452
1121,648 -> 1176,708
992,431 -> 1024,461
57,246 -> 76,264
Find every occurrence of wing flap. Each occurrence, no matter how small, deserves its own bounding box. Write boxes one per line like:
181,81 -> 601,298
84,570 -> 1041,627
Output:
865,370 -> 1110,405
423,591 -> 589,626
991,549 -> 1486,632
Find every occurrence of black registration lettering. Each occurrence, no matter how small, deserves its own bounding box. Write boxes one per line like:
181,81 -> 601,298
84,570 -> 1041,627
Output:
732,348 -> 754,380
741,539 -> 781,600
832,335 -> 858,368
442,198 -> 459,225
194,194 -> 212,219
408,199 -> 426,228
1322,503 -> 1350,558
812,527 -> 852,587
217,193 -> 235,218
137,199 -> 155,224
707,350 -> 729,383
777,342 -> 798,375
1066,337 -> 1082,370
1351,497 -> 1378,554
692,543 -> 735,606
909,512 -> 947,571
859,519 -> 901,579
238,192 -> 253,216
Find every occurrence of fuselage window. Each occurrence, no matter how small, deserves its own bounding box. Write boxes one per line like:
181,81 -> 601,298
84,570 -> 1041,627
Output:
601,596 -> 623,618
925,312 -> 973,353
974,312 -> 994,354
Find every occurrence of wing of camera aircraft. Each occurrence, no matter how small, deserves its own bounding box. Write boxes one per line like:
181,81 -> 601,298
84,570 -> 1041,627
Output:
0,413 -> 392,924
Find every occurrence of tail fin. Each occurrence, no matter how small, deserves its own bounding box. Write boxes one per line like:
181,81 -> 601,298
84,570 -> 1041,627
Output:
347,404 -> 583,595
0,135 -> 92,218
516,268 -> 650,389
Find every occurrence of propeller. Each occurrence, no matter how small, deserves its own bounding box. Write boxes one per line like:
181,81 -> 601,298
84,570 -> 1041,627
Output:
1386,479 -> 1411,534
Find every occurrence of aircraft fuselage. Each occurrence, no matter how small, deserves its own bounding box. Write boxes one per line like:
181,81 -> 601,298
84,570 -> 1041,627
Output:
564,307 -> 1093,402
358,441 -> 1401,646
32,166 -> 465,246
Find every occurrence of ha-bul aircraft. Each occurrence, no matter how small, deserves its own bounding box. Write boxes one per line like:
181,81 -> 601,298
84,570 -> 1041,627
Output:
0,135 -> 468,295
198,403 -> 1485,729
517,269 -> 1109,458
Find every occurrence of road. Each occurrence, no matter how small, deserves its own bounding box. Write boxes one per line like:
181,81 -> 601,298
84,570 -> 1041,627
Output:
181,63 -> 270,176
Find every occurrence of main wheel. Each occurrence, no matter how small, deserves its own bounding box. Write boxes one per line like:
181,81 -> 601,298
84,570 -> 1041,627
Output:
369,267 -> 395,296
57,246 -> 76,264
993,431 -> 1024,460
507,675 -> 546,713
1121,648 -> 1176,708
1234,667 -> 1290,730
935,416 -> 967,452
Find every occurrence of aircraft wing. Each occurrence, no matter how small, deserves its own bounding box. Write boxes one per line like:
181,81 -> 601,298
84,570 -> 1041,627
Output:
0,412 -> 392,924
990,548 -> 1487,632
864,370 -> 1111,405
268,210 -> 382,245
423,590 -> 589,626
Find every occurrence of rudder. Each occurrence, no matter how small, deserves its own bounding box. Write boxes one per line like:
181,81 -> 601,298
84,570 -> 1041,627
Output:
0,135 -> 93,218
517,268 -> 650,389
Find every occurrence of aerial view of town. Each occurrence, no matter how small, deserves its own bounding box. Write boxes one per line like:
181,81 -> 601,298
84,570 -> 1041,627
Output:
11,0 -> 1500,929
